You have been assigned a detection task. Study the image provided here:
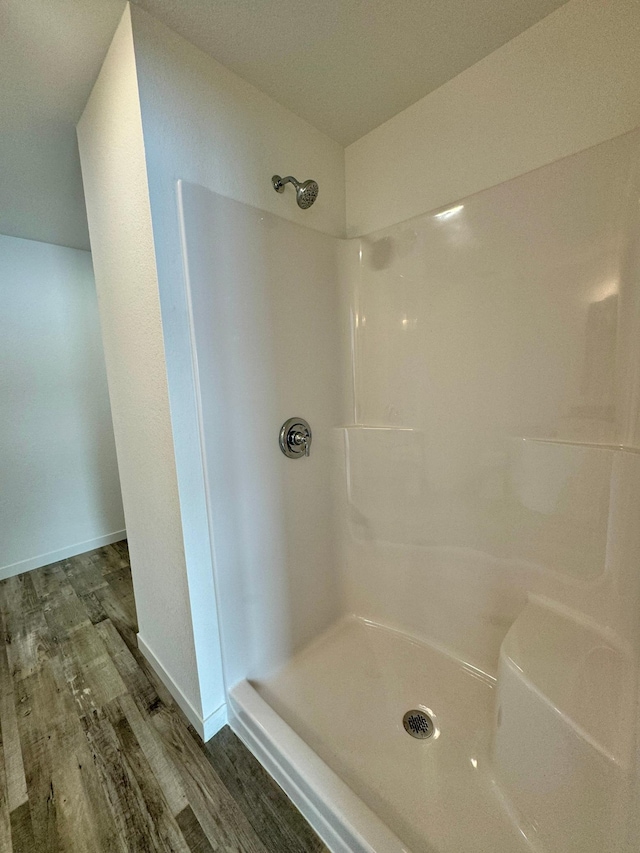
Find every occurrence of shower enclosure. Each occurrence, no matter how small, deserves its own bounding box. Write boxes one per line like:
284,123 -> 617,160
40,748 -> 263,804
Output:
180,128 -> 640,852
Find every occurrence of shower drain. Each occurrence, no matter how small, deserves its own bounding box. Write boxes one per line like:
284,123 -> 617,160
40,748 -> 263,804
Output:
403,709 -> 435,739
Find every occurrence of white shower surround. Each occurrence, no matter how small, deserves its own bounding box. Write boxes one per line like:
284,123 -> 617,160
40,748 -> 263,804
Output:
181,127 -> 640,852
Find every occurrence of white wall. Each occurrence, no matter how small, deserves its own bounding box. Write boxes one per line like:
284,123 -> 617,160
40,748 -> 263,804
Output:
77,3 -> 345,737
345,0 -> 640,235
124,4 -> 346,723
77,7 -> 216,736
0,234 -> 124,577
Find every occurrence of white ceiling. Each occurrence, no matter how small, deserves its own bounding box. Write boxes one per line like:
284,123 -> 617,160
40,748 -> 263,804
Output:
0,0 -> 568,251
138,0 -> 568,146
0,1 -> 126,251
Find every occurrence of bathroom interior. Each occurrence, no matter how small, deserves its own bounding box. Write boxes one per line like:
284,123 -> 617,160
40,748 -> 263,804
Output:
3,0 -> 640,850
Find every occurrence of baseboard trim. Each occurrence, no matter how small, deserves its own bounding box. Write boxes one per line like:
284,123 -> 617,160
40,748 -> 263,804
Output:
0,529 -> 127,581
137,633 -> 227,741
201,702 -> 228,741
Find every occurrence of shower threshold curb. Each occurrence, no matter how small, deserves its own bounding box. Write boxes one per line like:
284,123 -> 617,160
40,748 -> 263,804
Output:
228,680 -> 414,853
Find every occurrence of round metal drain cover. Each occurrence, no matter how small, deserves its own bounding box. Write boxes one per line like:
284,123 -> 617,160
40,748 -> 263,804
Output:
403,709 -> 434,739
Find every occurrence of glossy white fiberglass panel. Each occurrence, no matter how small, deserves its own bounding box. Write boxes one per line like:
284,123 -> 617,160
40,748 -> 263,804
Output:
178,181 -> 345,687
341,130 -> 640,674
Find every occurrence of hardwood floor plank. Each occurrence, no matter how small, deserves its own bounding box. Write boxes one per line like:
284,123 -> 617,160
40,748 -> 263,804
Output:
61,554 -> 109,598
93,545 -> 129,574
51,740 -> 116,853
32,564 -> 92,643
92,581 -> 138,648
0,542 -> 326,853
0,708 -> 14,853
151,706 -> 269,853
25,578 -> 131,851
4,605 -> 54,685
94,620 -> 162,720
86,580 -> 177,716
5,574 -> 123,853
47,655 -> 125,853
105,700 -> 190,853
0,573 -> 40,618
81,706 -> 164,853
1,573 -> 54,683
74,590 -> 108,626
110,540 -> 130,562
57,622 -> 127,716
15,660 -> 64,853
0,611 -> 28,814
11,572 -> 123,853
206,726 -> 328,853
176,805 -> 215,853
35,571 -> 127,718
92,598 -> 176,713
103,567 -> 137,625
8,801 -> 35,853
117,692 -> 188,819
29,562 -> 74,605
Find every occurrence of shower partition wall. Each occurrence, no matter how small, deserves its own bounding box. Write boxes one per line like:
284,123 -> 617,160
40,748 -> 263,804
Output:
180,130 -> 640,853
177,180 -> 345,690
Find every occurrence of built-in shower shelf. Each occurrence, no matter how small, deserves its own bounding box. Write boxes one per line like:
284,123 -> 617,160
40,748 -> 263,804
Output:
492,599 -> 636,853
336,424 -> 420,432
517,436 -> 640,454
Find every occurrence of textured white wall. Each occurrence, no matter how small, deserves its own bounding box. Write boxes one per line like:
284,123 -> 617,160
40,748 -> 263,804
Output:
77,7 -> 210,728
0,234 -> 124,577
345,0 -> 640,236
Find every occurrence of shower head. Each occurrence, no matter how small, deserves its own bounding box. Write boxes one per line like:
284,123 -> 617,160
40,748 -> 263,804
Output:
272,175 -> 319,209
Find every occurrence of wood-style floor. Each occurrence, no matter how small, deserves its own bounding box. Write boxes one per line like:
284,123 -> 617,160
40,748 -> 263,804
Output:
0,542 -> 327,853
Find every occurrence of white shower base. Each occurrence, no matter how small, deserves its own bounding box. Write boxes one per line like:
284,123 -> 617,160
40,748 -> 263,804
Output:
230,617 -> 532,853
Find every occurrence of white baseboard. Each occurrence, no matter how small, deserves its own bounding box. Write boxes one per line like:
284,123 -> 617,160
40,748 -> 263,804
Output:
201,702 -> 228,741
0,529 -> 127,581
137,633 -> 227,741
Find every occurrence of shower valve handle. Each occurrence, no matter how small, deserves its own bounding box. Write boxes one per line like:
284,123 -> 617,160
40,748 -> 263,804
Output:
279,418 -> 312,459
291,431 -> 310,456
289,429 -> 310,457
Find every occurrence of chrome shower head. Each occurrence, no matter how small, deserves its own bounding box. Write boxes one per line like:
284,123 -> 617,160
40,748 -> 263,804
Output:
272,175 -> 319,209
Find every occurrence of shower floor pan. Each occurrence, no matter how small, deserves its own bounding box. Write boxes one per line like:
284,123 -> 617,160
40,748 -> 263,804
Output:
228,617 -> 532,853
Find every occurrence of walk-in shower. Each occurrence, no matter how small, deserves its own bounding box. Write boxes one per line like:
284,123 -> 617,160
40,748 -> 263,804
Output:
181,128 -> 640,853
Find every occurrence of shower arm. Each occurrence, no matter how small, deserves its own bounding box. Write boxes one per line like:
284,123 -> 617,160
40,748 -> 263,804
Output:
273,175 -> 300,193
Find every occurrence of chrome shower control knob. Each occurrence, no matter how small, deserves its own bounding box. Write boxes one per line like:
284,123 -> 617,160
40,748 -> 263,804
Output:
279,418 -> 312,459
